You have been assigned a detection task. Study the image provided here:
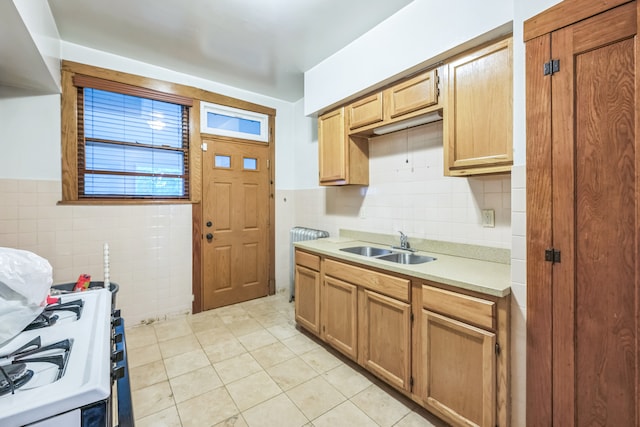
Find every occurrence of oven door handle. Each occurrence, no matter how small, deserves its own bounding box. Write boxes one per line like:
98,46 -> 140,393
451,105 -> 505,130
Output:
114,318 -> 134,427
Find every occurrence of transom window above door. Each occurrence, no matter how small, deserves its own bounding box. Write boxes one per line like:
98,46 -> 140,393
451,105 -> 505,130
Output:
200,102 -> 269,143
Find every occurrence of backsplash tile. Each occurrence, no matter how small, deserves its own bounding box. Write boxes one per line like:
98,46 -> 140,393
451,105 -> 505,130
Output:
293,122 -> 511,249
0,178 -> 193,324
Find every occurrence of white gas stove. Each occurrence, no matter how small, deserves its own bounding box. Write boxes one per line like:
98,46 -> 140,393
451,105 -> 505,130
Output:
0,288 -> 117,427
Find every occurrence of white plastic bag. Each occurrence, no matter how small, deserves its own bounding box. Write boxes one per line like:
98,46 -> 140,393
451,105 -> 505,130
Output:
0,248 -> 53,346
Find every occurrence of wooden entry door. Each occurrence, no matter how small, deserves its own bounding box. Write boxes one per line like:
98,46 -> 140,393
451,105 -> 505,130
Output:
526,2 -> 638,425
202,137 -> 270,309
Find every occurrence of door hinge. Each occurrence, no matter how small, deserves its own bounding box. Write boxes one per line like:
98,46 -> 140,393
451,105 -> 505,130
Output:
495,343 -> 501,356
410,312 -> 414,323
543,59 -> 560,76
544,248 -> 561,264
410,376 -> 414,389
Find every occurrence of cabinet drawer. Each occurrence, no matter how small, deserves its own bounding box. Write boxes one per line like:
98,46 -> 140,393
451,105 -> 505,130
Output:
422,285 -> 495,330
295,250 -> 320,271
385,69 -> 439,119
348,92 -> 383,130
324,259 -> 409,302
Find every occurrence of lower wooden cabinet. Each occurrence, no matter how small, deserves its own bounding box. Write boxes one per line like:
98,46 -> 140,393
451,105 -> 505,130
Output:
293,249 -> 510,426
414,282 -> 510,427
294,265 -> 320,335
322,276 -> 358,360
359,288 -> 411,391
417,310 -> 496,427
294,251 -> 321,335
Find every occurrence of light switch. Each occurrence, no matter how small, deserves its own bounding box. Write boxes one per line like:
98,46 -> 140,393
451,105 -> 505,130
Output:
482,209 -> 495,228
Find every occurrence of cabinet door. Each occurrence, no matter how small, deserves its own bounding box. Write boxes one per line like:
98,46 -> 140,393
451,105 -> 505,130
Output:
444,37 -> 513,176
359,289 -> 411,391
526,3 -> 638,426
318,108 -> 369,186
348,92 -> 383,130
323,276 -> 358,360
294,265 -> 320,335
385,69 -> 439,120
318,108 -> 347,183
419,310 -> 496,427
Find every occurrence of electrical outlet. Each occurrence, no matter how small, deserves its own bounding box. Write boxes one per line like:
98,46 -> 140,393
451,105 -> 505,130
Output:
482,209 -> 495,228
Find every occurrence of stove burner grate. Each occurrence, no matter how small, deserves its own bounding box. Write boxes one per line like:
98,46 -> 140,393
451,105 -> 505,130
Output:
45,299 -> 84,320
24,312 -> 58,331
0,337 -> 72,396
0,363 -> 34,396
23,299 -> 84,331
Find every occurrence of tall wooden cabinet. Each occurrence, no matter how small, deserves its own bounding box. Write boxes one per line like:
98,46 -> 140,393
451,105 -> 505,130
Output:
525,1 -> 639,425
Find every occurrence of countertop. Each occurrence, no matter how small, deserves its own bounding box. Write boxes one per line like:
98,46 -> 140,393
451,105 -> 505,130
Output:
294,236 -> 511,298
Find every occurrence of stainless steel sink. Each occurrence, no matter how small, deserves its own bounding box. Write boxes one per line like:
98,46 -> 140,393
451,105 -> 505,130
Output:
340,246 -> 393,257
377,252 -> 437,265
339,246 -> 436,265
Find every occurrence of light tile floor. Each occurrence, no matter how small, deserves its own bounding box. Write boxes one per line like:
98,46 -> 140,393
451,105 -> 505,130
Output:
127,293 -> 448,427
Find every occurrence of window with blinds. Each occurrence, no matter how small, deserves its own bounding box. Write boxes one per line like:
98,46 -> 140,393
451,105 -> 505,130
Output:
74,76 -> 192,199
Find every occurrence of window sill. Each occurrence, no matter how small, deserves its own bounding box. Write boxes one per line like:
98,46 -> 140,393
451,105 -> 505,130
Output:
57,199 -> 198,206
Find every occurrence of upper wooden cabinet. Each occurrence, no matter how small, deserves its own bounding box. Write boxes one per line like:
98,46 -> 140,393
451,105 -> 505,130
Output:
318,107 -> 369,186
347,92 -> 383,130
344,68 -> 442,137
444,37 -> 513,176
318,36 -> 514,183
384,68 -> 439,120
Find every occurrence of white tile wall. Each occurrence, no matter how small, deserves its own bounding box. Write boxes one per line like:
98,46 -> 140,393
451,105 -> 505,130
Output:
0,179 -> 193,325
510,164 -> 526,427
275,189 -> 297,295
293,122 -> 511,249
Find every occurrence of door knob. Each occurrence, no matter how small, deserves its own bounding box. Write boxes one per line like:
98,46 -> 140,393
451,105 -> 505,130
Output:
206,221 -> 212,227
206,233 -> 213,240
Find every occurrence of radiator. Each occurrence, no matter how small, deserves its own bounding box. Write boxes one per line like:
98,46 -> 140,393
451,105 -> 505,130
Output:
290,226 -> 329,302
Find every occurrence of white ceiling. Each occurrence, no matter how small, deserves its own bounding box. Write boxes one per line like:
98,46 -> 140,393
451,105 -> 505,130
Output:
47,0 -> 414,101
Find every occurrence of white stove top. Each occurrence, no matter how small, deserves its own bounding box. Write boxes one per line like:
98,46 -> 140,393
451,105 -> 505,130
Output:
0,289 -> 112,427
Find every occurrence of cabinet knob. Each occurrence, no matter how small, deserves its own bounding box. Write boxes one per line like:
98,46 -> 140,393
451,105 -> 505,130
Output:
206,233 -> 213,240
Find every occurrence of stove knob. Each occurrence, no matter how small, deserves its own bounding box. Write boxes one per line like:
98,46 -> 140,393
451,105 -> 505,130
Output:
112,309 -> 122,327
112,365 -> 125,381
112,349 -> 124,363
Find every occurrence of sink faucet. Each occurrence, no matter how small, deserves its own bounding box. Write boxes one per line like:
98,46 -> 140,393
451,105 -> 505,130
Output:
393,231 -> 415,251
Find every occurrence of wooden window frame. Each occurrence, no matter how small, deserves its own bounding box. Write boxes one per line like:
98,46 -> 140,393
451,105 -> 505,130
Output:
60,61 -> 202,204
